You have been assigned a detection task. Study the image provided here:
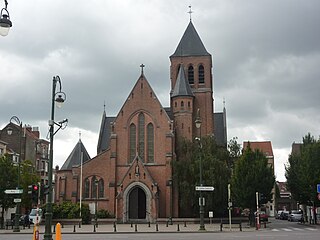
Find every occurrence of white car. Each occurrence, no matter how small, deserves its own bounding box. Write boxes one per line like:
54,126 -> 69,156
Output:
29,208 -> 43,224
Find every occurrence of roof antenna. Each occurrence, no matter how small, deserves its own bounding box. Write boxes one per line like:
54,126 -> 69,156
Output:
188,5 -> 193,22
103,100 -> 106,112
79,131 -> 81,141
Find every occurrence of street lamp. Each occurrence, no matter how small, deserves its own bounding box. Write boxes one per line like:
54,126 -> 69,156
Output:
7,116 -> 22,232
0,0 -> 12,36
44,76 -> 67,240
95,178 -> 98,225
195,108 -> 205,230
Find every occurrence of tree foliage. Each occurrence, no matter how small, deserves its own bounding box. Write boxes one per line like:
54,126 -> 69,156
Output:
231,146 -> 275,211
173,136 -> 231,217
285,133 -> 320,206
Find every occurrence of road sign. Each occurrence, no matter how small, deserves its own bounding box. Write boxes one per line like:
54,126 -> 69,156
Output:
317,184 -> 320,193
195,186 -> 214,191
14,198 -> 21,203
4,189 -> 23,194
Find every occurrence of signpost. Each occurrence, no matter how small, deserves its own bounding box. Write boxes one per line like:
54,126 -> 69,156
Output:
14,198 -> 22,203
196,186 -> 214,191
4,189 -> 23,194
317,184 -> 320,193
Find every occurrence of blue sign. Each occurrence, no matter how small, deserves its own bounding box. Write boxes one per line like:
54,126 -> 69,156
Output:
317,184 -> 320,193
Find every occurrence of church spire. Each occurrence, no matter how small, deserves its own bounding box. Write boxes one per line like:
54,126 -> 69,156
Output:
171,64 -> 194,98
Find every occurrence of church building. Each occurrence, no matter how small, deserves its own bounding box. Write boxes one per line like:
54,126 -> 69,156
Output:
55,19 -> 227,222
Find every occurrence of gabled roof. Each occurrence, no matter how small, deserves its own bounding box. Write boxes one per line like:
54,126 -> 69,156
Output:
243,141 -> 274,157
171,64 -> 194,97
171,21 -> 210,57
60,139 -> 91,170
97,109 -> 116,154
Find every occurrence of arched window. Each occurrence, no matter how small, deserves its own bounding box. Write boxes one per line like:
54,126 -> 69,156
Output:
129,123 -> 136,162
188,65 -> 194,84
98,179 -> 104,198
84,178 -> 90,198
147,123 -> 154,163
181,101 -> 184,107
91,176 -> 98,199
138,113 -> 145,161
198,65 -> 205,84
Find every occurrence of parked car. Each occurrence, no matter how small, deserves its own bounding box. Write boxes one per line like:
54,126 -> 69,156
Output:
29,208 -> 43,225
288,210 -> 303,222
279,211 -> 289,220
275,210 -> 283,219
259,211 -> 269,222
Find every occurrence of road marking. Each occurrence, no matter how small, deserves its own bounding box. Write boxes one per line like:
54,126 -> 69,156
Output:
305,227 -> 317,231
291,227 -> 304,231
281,228 -> 292,231
271,229 -> 279,231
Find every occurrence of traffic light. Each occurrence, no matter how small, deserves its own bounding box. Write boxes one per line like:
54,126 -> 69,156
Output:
31,184 -> 39,203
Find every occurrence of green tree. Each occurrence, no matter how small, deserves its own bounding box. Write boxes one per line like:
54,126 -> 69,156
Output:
173,136 -> 231,217
0,154 -> 18,227
285,133 -> 320,207
231,146 -> 275,224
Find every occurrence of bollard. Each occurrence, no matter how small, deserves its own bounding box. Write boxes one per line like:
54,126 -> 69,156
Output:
264,222 -> 266,228
135,224 -> 138,232
148,221 -> 150,227
61,223 -> 64,228
93,224 -> 96,232
131,222 -> 133,227
79,221 -> 81,228
53,224 -> 56,233
220,223 -> 223,232
113,222 -> 117,232
55,223 -> 62,240
166,221 -> 168,227
184,221 -> 187,227
96,220 -> 98,228
177,223 -> 180,232
239,222 -> 242,231
73,225 -> 76,232
156,223 -> 159,232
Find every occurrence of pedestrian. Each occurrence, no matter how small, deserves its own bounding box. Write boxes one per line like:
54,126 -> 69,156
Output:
24,211 -> 30,228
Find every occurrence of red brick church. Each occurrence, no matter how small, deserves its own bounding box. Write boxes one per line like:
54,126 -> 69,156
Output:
55,19 -> 227,222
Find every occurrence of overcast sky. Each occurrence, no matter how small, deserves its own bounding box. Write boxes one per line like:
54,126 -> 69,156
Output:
1,0 -> 319,182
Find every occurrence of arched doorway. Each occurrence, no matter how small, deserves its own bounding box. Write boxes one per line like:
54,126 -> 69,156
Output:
129,186 -> 146,219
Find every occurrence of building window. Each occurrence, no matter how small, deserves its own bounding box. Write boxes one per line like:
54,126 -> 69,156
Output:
138,113 -> 145,161
98,179 -> 104,198
147,123 -> 154,163
198,65 -> 205,84
181,101 -> 184,107
188,65 -> 194,84
91,176 -> 97,199
84,178 -> 90,198
129,123 -> 136,162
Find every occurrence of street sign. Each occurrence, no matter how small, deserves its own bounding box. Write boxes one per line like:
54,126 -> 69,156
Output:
195,186 -> 214,191
317,184 -> 320,193
4,189 -> 23,194
14,198 -> 21,203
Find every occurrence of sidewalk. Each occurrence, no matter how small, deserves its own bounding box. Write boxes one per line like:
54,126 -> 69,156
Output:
0,222 -> 254,234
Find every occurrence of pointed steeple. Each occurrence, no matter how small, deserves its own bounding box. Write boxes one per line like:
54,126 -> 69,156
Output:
61,139 -> 91,170
171,64 -> 194,97
171,21 -> 210,57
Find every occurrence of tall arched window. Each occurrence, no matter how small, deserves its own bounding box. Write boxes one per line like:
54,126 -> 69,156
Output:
188,65 -> 194,84
91,176 -> 97,199
98,179 -> 104,198
84,178 -> 90,198
198,65 -> 205,84
147,123 -> 154,163
129,123 -> 136,162
138,113 -> 145,161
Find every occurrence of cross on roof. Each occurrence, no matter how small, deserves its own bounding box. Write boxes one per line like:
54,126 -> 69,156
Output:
188,5 -> 193,21
140,64 -> 145,74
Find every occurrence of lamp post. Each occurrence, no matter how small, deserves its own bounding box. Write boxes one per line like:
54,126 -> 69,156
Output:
44,76 -> 67,240
7,116 -> 22,232
95,179 -> 98,225
195,109 -> 205,230
0,0 -> 12,36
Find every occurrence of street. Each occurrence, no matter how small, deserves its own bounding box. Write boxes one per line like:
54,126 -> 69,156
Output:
0,218 -> 318,240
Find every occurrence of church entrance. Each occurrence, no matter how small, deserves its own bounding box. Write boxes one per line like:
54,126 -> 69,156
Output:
129,186 -> 146,220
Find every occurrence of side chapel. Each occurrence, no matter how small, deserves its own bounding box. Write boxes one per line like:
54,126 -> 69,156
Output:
55,19 -> 227,222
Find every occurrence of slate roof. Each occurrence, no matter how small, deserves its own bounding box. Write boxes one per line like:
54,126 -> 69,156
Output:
171,65 -> 194,98
60,139 -> 91,170
214,108 -> 227,146
171,21 -> 210,57
97,110 -> 115,154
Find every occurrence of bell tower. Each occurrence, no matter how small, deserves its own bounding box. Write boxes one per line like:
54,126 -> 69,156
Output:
170,20 -> 214,139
